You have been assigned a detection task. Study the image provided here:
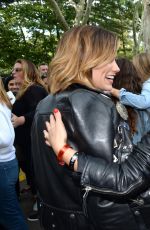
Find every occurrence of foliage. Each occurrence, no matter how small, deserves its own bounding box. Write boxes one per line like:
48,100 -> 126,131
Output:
0,0 -> 143,74
0,0 -> 61,73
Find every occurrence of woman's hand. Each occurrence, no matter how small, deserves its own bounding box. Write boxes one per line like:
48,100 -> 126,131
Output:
43,109 -> 68,155
11,114 -> 25,128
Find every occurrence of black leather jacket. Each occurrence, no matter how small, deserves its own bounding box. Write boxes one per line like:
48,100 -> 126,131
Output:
32,84 -> 150,230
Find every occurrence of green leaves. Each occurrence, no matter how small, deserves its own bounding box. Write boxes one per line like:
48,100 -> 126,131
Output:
0,0 -> 143,74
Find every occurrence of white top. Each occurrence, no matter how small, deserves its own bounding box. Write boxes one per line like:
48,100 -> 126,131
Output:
0,103 -> 15,162
7,91 -> 16,104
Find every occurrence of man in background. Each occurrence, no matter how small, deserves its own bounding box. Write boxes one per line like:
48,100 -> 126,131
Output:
38,63 -> 48,86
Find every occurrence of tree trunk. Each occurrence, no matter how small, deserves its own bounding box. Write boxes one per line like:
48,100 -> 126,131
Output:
142,0 -> 150,51
45,0 -> 69,31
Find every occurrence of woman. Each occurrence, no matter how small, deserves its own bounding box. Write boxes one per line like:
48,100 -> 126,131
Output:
0,77 -> 28,229
11,59 -> 48,195
32,26 -> 150,230
111,54 -> 150,145
112,58 -> 145,144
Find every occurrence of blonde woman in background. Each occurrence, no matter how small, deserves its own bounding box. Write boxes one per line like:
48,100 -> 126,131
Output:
0,77 -> 28,230
11,59 -> 48,207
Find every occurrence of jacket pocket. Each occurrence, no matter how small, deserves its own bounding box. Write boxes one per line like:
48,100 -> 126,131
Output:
38,201 -> 92,230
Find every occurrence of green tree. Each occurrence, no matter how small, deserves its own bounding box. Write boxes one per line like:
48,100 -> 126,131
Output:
0,0 -> 145,73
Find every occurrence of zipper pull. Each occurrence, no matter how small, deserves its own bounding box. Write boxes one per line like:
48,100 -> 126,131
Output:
82,186 -> 92,217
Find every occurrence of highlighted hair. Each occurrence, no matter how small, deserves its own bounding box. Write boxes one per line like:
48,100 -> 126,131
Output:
48,25 -> 119,94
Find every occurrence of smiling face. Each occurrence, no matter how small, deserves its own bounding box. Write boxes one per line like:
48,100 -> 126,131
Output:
8,79 -> 20,93
92,59 -> 120,91
12,62 -> 24,85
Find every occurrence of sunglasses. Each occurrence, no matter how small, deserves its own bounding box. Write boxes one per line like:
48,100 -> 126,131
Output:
12,68 -> 22,72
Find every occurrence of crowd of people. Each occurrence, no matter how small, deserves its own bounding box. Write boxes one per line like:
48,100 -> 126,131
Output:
1,25 -> 150,230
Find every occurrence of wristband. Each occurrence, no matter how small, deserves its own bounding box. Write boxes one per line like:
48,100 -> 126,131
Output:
69,152 -> 79,170
57,144 -> 71,165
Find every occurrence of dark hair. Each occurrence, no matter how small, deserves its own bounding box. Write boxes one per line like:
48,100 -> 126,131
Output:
113,58 -> 142,93
113,58 -> 142,134
38,63 -> 48,67
3,76 -> 14,91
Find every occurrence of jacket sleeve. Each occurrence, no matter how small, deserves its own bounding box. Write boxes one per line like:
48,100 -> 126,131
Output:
80,132 -> 150,198
119,79 -> 150,109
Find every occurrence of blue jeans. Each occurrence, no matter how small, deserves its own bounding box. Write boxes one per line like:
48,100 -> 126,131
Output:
0,158 -> 28,230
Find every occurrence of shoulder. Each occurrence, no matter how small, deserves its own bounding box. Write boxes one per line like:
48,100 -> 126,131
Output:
0,103 -> 11,119
28,84 -> 47,92
25,84 -> 48,98
143,78 -> 150,88
68,87 -> 114,111
0,103 -> 10,113
35,94 -> 55,114
35,86 -> 114,116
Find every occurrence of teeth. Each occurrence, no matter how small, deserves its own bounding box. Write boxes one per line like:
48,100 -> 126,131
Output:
107,76 -> 114,80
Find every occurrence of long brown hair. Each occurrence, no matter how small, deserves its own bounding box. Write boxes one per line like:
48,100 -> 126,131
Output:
15,59 -> 47,99
49,25 -> 119,94
133,53 -> 150,82
0,77 -> 11,109
113,58 -> 142,134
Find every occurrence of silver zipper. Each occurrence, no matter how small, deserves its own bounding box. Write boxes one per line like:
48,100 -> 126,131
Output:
82,177 -> 143,196
82,186 -> 92,217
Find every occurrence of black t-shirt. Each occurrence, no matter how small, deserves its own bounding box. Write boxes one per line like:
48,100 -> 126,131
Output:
12,84 -> 48,145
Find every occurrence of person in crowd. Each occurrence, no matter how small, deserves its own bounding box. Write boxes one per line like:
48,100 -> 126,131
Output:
4,75 -> 20,96
38,63 -> 48,86
3,75 -> 20,104
11,59 -> 48,220
32,25 -> 150,230
111,54 -> 150,144
112,57 -> 148,145
0,77 -> 28,230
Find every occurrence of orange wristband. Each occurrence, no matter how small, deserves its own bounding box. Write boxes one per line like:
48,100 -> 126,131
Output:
57,144 -> 71,165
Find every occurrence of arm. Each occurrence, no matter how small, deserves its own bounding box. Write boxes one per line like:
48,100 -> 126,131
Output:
12,85 -> 48,127
0,108 -> 14,148
111,87 -> 120,98
44,109 -> 150,198
80,135 -> 150,197
119,79 -> 150,109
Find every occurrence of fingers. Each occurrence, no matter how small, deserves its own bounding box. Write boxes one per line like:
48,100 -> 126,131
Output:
43,130 -> 48,139
53,109 -> 65,130
43,109 -> 63,148
53,108 -> 62,121
43,130 -> 51,147
45,115 -> 56,133
50,114 -> 55,127
45,140 -> 51,147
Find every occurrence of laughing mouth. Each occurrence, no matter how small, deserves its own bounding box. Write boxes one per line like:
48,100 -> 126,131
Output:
106,76 -> 114,80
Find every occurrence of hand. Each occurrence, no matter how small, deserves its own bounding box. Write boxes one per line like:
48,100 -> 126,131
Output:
43,109 -> 68,155
11,114 -> 25,128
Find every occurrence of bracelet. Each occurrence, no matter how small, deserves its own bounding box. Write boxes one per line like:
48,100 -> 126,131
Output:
69,152 -> 79,170
57,144 -> 71,165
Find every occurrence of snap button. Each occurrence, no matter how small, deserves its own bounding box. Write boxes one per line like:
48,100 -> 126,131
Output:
134,210 -> 140,216
70,213 -> 75,219
52,224 -> 56,228
51,212 -> 54,216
